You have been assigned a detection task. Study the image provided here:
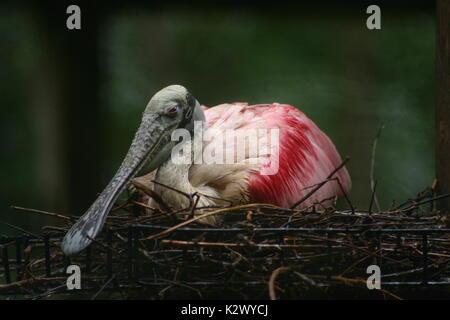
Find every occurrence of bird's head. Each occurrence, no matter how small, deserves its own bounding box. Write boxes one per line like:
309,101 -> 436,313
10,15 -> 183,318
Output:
137,84 -> 205,172
61,84 -> 205,256
99,84 -> 205,182
145,84 -> 201,131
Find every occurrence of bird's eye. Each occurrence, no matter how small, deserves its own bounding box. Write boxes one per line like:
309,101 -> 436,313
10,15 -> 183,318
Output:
164,105 -> 179,117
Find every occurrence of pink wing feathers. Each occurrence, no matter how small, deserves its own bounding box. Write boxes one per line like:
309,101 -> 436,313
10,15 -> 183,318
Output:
202,103 -> 351,209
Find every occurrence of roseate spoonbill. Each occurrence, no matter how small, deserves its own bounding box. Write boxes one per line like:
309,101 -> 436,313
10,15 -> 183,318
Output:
62,85 -> 351,255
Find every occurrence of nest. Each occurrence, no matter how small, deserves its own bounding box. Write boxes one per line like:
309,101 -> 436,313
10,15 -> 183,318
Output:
1,182 -> 450,300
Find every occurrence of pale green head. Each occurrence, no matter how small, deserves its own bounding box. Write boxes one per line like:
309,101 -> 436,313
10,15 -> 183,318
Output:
137,84 -> 205,173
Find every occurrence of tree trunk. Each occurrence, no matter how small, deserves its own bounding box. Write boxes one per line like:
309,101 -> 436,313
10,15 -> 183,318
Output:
437,0 -> 450,212
33,2 -> 103,214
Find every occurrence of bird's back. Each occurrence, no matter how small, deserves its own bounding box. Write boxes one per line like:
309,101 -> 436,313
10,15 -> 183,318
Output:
195,103 -> 351,210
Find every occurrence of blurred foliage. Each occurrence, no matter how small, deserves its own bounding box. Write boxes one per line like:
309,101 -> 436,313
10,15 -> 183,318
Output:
0,5 -> 435,235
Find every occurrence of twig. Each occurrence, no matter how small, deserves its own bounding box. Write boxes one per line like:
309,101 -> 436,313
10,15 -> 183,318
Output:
330,177 -> 355,214
290,157 -> 350,209
369,180 -> 378,214
0,220 -> 42,239
160,239 -> 339,249
268,266 -> 290,300
9,206 -> 71,220
309,274 -> 402,300
0,277 -> 66,292
151,180 -> 193,203
91,273 -> 118,300
391,193 -> 450,214
31,284 -> 67,300
197,193 -> 234,206
131,201 -> 158,211
132,180 -> 171,212
143,203 -> 277,241
369,124 -> 383,211
188,193 -> 200,219
155,278 -> 203,299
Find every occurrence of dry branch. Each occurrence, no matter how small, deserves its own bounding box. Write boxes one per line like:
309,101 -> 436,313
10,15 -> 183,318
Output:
3,179 -> 450,300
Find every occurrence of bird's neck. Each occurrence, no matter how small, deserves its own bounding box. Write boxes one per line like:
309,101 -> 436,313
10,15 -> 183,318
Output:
154,160 -> 195,209
154,122 -> 209,209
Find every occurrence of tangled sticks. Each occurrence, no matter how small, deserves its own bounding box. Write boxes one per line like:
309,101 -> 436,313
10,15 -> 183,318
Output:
2,181 -> 450,299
